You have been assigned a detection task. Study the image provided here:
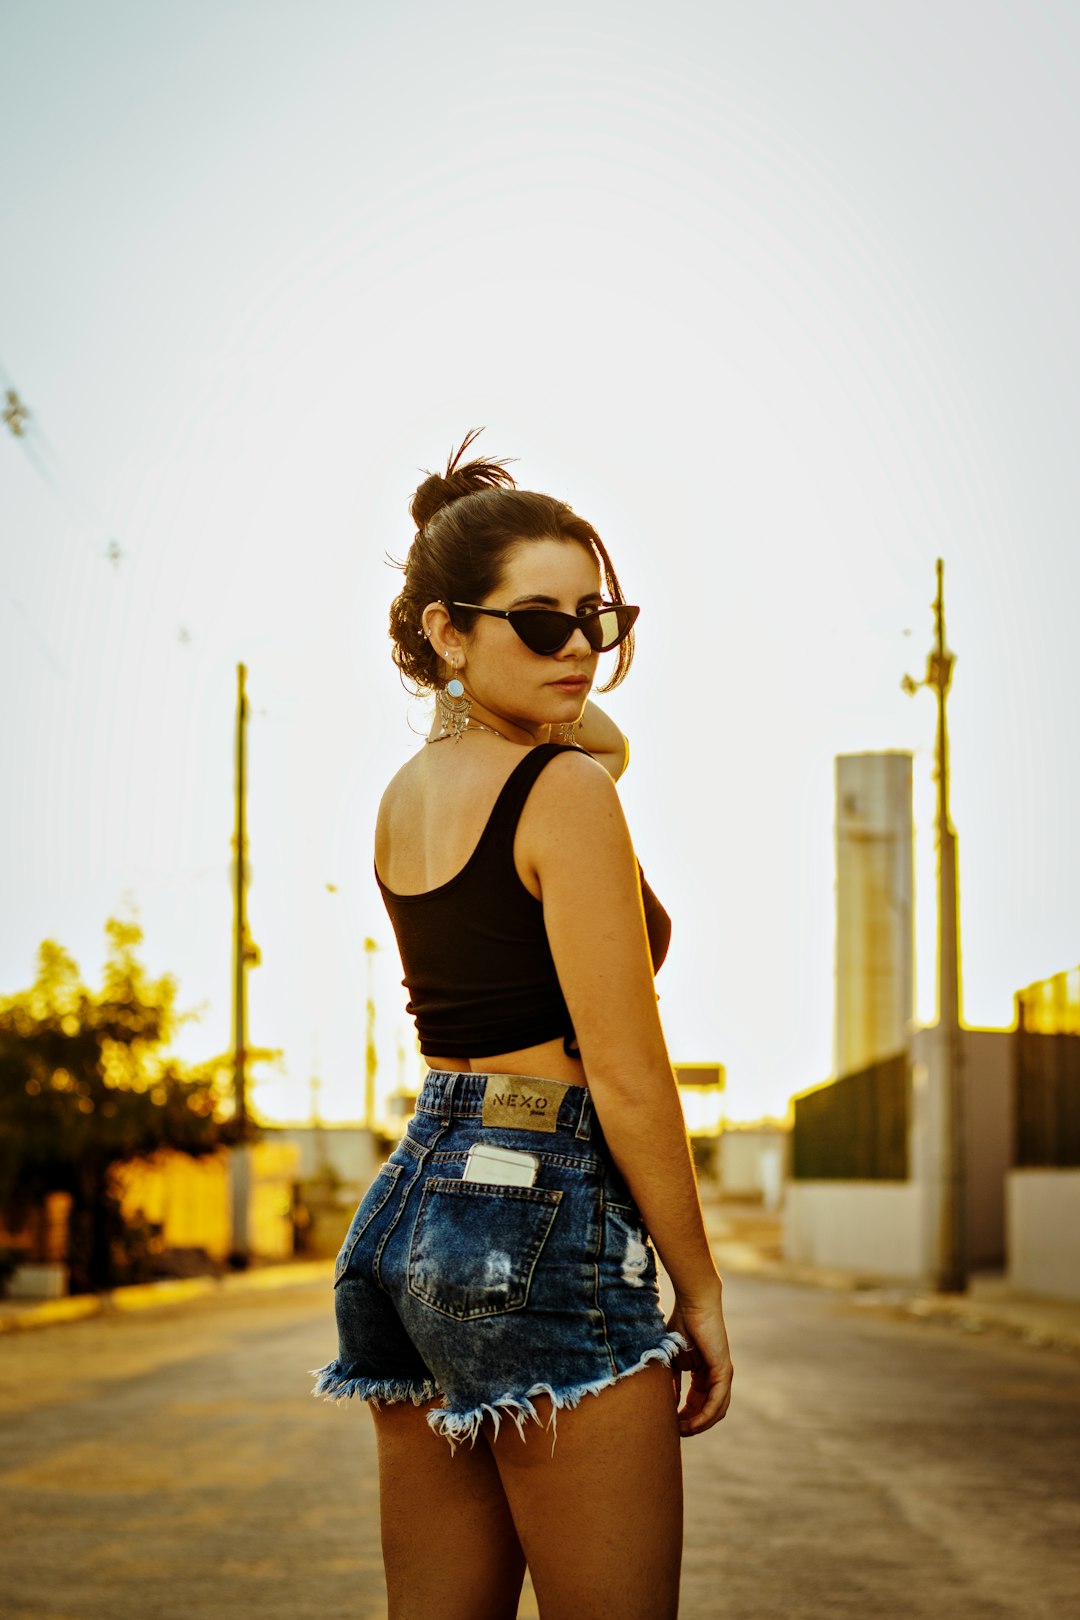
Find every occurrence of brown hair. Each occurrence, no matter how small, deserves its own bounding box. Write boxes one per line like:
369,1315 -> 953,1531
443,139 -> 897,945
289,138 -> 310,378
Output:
388,429 -> 634,693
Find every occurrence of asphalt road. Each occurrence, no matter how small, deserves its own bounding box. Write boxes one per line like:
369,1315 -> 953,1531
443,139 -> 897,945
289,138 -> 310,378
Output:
2,1273 -> 1079,1619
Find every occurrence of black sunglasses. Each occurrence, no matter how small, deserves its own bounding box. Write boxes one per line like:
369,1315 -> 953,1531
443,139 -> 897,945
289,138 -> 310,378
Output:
448,600 -> 639,656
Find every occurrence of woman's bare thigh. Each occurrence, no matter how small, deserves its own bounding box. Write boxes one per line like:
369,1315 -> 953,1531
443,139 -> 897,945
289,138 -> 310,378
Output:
371,1401 -> 526,1620
488,1362 -> 684,1620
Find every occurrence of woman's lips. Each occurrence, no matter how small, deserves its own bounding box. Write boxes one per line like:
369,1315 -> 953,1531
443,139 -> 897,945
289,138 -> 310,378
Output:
549,676 -> 589,691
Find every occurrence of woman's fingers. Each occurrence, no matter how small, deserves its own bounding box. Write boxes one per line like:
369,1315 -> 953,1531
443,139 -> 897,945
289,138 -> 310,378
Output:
668,1297 -> 733,1435
680,1378 -> 731,1435
676,1347 -> 734,1437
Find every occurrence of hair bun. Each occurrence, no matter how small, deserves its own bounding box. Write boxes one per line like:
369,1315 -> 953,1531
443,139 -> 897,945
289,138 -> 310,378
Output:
409,427 -> 517,531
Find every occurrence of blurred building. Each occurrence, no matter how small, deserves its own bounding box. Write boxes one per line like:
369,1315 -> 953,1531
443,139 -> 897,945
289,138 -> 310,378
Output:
674,1063 -> 725,1137
114,1140 -> 300,1265
785,749 -> 1018,1289
785,962 -> 1080,1300
1008,963 -> 1080,1299
717,1123 -> 787,1209
834,752 -> 914,1075
5,1142 -> 302,1299
274,1124 -> 382,1258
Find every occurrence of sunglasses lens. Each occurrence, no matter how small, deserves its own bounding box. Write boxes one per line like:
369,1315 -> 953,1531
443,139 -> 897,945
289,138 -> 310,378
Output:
594,608 -> 620,651
594,605 -> 637,651
511,611 -> 574,655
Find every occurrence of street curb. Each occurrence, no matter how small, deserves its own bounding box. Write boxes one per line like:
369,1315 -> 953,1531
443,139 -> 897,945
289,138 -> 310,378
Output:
0,1259 -> 334,1335
709,1236 -> 1080,1358
710,1242 -> 859,1294
845,1288 -> 1080,1358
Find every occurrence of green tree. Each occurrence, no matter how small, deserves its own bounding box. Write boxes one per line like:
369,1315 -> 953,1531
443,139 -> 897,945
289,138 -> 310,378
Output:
0,918 -> 240,1293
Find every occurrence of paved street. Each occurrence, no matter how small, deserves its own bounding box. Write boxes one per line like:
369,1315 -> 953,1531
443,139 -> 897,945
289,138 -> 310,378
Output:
2,1273 -> 1079,1619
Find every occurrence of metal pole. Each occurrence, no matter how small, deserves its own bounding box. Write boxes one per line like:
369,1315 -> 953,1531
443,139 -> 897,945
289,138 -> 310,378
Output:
364,938 -> 379,1131
904,562 -> 966,1292
931,562 -> 966,1292
229,662 -> 251,1267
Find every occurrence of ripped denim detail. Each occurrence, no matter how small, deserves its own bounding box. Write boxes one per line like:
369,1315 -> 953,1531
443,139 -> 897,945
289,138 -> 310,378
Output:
620,1227 -> 650,1288
427,1331 -> 687,1454
310,1360 -> 439,1408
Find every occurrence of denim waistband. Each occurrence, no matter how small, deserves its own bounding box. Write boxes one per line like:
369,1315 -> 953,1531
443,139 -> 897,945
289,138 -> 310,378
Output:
415,1069 -> 596,1142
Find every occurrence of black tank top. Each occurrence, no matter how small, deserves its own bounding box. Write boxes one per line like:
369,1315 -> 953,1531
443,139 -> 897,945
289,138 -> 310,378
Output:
375,743 -> 671,1059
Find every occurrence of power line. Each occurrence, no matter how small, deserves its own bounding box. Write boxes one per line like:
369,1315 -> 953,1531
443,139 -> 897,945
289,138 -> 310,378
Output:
1,358 -> 129,677
0,591 -> 68,678
1,359 -> 124,567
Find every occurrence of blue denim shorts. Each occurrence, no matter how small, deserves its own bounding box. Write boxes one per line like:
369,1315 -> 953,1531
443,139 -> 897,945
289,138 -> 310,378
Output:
311,1069 -> 684,1449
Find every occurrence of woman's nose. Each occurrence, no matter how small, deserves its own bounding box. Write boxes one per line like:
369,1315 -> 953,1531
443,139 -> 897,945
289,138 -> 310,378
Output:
558,625 -> 594,657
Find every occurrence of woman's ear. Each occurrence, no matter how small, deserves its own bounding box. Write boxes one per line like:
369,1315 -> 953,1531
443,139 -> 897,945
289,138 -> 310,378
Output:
421,601 -> 464,667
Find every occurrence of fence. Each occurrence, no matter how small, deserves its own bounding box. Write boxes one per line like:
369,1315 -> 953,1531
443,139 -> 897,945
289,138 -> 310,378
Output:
792,1051 -> 909,1180
1014,969 -> 1080,1167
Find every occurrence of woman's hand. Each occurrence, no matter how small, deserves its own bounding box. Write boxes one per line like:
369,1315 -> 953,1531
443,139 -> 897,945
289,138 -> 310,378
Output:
547,699 -> 629,781
667,1291 -> 734,1437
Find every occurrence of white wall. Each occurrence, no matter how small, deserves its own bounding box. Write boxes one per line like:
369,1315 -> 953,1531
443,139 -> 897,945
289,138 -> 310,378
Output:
275,1125 -> 381,1197
783,1182 -> 925,1279
910,1023 -> 1012,1279
784,1024 -> 1013,1282
1007,1170 -> 1080,1301
719,1128 -> 787,1205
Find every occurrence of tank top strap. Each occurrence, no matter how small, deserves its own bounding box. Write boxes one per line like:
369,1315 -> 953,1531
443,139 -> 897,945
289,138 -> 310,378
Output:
479,742 -> 577,865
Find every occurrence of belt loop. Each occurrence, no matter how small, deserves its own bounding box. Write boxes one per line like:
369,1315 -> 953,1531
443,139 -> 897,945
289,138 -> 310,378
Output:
575,1086 -> 592,1140
441,1071 -> 458,1123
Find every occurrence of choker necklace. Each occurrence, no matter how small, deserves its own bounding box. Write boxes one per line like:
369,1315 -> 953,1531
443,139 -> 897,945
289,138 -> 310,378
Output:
426,720 -> 513,745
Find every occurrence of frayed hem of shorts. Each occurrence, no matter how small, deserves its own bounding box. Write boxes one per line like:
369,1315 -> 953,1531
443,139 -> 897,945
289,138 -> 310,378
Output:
427,1331 -> 687,1454
309,1361 -> 439,1408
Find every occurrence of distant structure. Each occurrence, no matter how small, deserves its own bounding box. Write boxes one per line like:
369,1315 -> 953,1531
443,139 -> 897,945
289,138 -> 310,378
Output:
834,752 -> 914,1076
673,1062 -> 726,1137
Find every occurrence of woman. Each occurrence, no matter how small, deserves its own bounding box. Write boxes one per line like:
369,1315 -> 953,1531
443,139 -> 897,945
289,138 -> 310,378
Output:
313,431 -> 733,1620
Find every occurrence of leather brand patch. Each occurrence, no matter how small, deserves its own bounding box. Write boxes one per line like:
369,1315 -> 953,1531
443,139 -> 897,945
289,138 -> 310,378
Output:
481,1074 -> 569,1133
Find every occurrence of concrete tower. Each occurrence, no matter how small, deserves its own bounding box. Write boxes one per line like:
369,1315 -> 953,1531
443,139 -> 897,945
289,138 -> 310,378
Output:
834,752 -> 915,1076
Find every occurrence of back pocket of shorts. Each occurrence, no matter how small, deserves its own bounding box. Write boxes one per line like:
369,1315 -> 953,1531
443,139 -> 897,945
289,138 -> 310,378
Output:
334,1162 -> 403,1285
407,1178 -> 562,1320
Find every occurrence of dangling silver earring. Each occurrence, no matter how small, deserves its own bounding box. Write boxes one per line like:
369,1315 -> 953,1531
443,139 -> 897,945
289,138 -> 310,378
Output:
435,667 -> 471,741
555,721 -> 579,745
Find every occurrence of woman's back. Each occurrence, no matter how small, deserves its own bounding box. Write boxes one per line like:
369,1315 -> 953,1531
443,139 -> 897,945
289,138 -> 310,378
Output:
375,738 -> 546,901
376,738 -> 670,1078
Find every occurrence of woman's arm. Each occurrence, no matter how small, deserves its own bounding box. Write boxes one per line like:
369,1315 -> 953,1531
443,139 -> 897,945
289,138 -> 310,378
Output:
557,699 -> 629,781
518,751 -> 733,1433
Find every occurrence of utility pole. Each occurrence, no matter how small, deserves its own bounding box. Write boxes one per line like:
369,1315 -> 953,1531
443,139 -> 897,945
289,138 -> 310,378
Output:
903,560 -> 966,1291
363,937 -> 380,1131
229,662 -> 259,1267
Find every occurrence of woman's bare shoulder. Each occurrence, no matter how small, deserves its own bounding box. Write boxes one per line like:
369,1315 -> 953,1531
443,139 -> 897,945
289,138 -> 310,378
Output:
520,745 -> 631,864
532,743 -> 623,805
375,751 -> 428,834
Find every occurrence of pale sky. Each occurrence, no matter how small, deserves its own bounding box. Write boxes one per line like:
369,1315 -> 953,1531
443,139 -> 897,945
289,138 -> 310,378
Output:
3,0 -> 1078,1124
